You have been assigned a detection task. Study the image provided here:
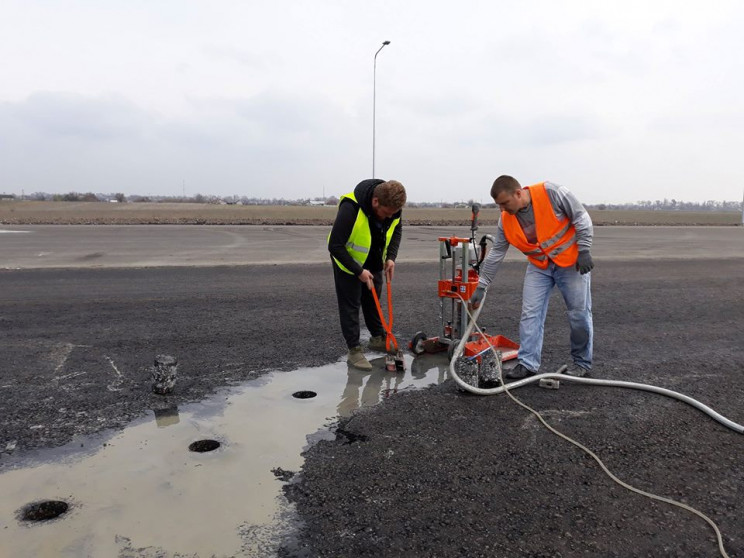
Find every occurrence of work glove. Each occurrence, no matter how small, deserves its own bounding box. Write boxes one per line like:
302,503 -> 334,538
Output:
470,284 -> 487,309
576,250 -> 594,275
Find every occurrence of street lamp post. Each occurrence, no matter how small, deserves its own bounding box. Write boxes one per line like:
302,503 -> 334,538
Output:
372,40 -> 390,178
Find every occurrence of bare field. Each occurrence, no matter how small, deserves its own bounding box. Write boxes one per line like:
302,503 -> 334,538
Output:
0,201 -> 740,226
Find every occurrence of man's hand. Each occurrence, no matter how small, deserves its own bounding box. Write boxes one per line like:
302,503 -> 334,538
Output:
358,269 -> 375,290
384,260 -> 395,283
576,250 -> 594,275
470,284 -> 487,309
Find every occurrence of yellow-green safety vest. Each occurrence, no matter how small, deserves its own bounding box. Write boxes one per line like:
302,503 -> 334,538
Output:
329,192 -> 401,274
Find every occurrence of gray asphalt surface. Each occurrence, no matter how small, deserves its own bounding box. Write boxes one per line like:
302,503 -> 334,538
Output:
1,226 -> 743,557
2,224 -> 743,268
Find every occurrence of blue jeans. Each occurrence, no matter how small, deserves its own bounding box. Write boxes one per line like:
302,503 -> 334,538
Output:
518,262 -> 593,372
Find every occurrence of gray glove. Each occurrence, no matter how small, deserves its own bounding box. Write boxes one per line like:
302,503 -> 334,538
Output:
576,250 -> 594,275
470,284 -> 487,308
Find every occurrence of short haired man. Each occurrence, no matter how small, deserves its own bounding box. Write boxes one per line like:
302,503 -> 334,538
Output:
328,179 -> 407,370
471,176 -> 595,378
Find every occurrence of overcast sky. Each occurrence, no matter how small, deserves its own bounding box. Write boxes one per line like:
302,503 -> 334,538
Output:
1,1 -> 743,204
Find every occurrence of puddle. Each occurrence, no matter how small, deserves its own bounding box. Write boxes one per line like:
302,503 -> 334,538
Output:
0,352 -> 449,557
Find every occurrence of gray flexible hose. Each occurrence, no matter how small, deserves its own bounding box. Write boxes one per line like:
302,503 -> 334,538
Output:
449,291 -> 738,557
449,293 -> 744,434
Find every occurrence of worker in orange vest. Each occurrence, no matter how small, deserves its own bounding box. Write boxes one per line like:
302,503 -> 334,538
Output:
470,175 -> 594,378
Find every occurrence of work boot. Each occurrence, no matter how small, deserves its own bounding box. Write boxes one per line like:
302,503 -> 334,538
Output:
504,363 -> 535,380
564,362 -> 590,377
347,346 -> 373,371
368,335 -> 388,352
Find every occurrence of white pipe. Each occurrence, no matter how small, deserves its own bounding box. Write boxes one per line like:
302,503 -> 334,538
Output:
449,294 -> 744,434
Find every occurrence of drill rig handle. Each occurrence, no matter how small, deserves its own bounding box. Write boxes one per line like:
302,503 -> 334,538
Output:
473,233 -> 495,274
469,203 -> 482,271
440,238 -> 452,260
470,203 -> 480,234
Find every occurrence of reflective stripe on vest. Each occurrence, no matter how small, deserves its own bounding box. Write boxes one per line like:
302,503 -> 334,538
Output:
501,183 -> 578,269
328,192 -> 401,274
346,241 -> 370,256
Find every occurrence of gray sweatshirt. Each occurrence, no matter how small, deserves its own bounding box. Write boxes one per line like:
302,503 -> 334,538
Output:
478,182 -> 593,287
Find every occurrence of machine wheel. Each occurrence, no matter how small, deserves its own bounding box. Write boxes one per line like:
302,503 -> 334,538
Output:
410,331 -> 427,355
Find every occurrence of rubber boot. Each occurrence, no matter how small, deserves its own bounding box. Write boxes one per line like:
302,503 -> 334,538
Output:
347,346 -> 372,371
564,362 -> 590,377
368,335 -> 388,352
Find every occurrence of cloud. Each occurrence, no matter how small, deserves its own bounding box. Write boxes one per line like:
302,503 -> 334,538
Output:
201,44 -> 273,69
393,92 -> 484,119
649,111 -> 744,135
1,1 -> 744,203
0,90 -> 368,198
5,92 -> 148,142
457,110 -> 609,149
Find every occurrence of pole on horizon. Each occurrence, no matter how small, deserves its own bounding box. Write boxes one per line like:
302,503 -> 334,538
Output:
372,40 -> 391,179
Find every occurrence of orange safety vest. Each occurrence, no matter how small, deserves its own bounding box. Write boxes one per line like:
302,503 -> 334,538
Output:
501,183 -> 579,269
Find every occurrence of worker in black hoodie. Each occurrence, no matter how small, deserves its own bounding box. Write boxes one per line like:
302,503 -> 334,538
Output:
328,179 -> 407,370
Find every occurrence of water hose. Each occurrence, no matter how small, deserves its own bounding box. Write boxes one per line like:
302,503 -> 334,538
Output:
448,294 -> 744,434
448,291 -> 740,557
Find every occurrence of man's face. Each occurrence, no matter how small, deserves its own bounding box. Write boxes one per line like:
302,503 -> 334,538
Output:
493,190 -> 523,215
371,197 -> 398,221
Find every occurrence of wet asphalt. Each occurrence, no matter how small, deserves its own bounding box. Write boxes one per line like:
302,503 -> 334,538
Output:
1,252 -> 743,556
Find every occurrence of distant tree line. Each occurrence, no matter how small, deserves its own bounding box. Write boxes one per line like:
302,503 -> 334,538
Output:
9,192 -> 343,206
2,192 -> 741,212
585,199 -> 742,212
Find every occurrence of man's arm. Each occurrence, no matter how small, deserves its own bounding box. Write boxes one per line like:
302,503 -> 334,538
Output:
382,218 -> 402,283
470,218 -> 510,308
328,201 -> 364,276
384,219 -> 402,262
477,217 -> 510,287
546,183 -> 593,251
546,182 -> 594,273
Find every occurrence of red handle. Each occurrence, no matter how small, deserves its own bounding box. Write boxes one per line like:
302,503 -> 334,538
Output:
371,281 -> 398,352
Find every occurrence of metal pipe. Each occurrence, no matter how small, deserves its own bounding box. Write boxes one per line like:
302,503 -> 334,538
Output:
372,40 -> 390,178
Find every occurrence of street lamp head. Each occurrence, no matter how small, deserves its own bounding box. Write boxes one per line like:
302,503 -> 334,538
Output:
382,40 -> 390,45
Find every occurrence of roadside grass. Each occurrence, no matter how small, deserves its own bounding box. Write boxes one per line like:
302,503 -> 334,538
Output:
0,201 -> 740,226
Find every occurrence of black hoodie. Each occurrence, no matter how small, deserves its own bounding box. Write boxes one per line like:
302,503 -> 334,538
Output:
328,179 -> 403,275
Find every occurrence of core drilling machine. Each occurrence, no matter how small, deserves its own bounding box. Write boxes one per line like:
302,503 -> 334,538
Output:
408,204 -> 519,387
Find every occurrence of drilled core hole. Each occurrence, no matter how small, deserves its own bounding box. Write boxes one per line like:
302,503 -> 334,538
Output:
292,390 -> 317,399
188,439 -> 221,453
21,500 -> 69,522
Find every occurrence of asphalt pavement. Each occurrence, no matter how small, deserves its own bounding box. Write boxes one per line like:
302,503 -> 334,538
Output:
1,224 -> 743,268
1,225 -> 743,557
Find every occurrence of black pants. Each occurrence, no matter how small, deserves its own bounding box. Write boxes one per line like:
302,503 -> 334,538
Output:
332,263 -> 384,349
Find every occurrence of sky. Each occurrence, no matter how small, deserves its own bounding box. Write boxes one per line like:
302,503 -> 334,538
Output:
1,1 -> 743,204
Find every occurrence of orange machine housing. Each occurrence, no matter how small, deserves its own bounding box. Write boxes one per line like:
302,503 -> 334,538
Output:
409,232 -> 519,363
437,236 -> 480,301
463,333 -> 519,362
438,267 -> 479,301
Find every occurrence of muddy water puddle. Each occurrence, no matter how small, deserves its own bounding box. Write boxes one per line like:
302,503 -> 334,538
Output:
0,352 -> 449,557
